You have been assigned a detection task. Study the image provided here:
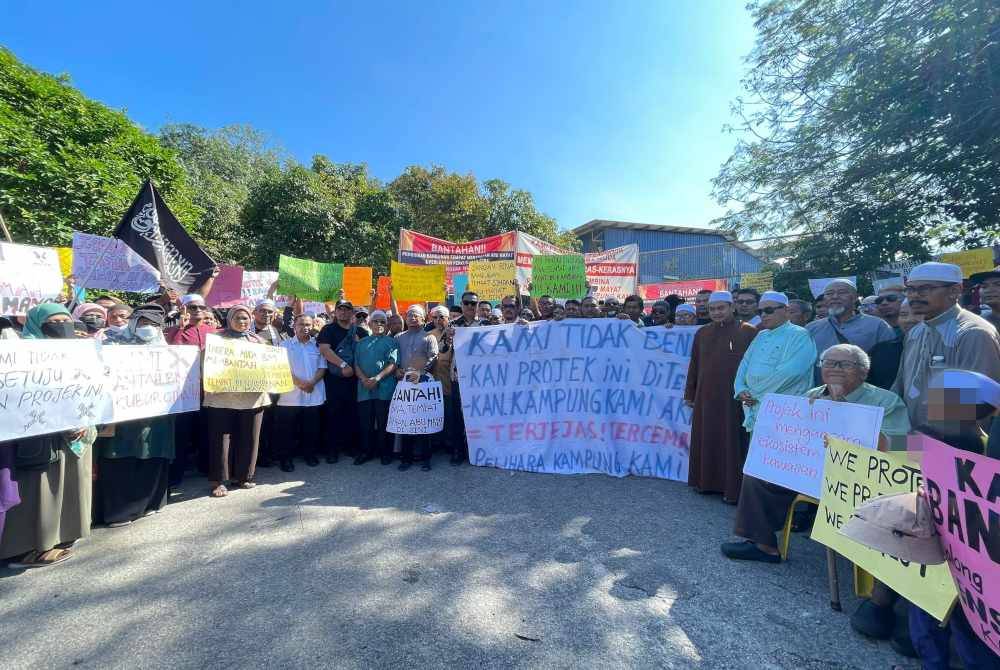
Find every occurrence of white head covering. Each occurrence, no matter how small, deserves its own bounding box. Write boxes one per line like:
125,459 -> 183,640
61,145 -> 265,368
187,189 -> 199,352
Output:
369,310 -> 388,321
825,278 -> 857,291
929,369 -> 1000,409
181,294 -> 205,306
406,304 -> 426,317
256,298 -> 277,310
861,295 -> 877,305
908,262 -> 963,284
491,308 -> 502,318
429,305 -> 450,318
760,291 -> 789,305
708,291 -> 733,304
675,304 -> 696,314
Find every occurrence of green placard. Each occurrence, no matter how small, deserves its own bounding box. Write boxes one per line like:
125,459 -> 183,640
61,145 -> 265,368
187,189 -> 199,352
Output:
277,254 -> 344,301
531,254 -> 587,299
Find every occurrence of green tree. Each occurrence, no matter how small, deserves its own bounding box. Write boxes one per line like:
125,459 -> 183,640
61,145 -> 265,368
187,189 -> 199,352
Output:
713,0 -> 1000,268
0,48 -> 198,245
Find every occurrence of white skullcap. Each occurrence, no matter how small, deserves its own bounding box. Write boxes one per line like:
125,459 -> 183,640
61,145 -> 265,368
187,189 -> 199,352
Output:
429,305 -> 449,318
861,295 -> 877,304
369,310 -> 387,321
406,304 -> 426,317
708,291 -> 733,304
491,308 -> 502,318
760,291 -> 789,305
825,278 -> 857,291
181,294 -> 205,306
256,298 -> 277,309
908,262 -> 963,284
675,304 -> 696,314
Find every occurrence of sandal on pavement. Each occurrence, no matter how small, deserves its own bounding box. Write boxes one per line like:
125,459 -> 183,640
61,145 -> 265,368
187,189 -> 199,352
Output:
237,481 -> 256,489
210,484 -> 228,498
9,548 -> 73,569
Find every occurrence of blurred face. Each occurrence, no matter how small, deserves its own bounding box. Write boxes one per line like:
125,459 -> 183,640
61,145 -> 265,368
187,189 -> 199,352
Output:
520,309 -> 534,321
538,297 -> 555,317
708,301 -> 733,324
822,284 -> 857,318
897,302 -> 922,334
335,305 -> 353,325
477,302 -> 492,320
294,316 -> 313,339
552,305 -> 565,320
787,302 -> 808,326
819,348 -> 866,396
875,289 -> 904,320
430,311 -> 448,330
185,303 -> 207,324
979,277 -> 1000,307
926,389 -> 983,423
370,316 -> 387,336
815,300 -> 828,319
624,299 -> 643,320
255,305 -> 276,327
203,312 -> 217,328
675,310 -> 697,325
581,299 -> 599,318
460,295 -> 478,320
905,281 -> 960,319
694,292 -> 710,317
230,310 -> 252,332
734,293 -> 757,318
107,307 -> 131,327
406,310 -> 425,330
650,304 -> 670,325
501,300 -> 517,321
387,314 -> 403,334
565,302 -> 581,318
757,300 -> 788,330
601,299 -> 620,316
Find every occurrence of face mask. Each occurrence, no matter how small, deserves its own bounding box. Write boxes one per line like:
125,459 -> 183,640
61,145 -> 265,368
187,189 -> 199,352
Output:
107,323 -> 128,333
41,321 -> 76,339
81,315 -> 106,332
135,325 -> 159,342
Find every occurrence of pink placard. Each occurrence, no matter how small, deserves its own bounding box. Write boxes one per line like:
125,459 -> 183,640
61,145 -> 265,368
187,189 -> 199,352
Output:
205,265 -> 244,308
921,441 -> 1000,654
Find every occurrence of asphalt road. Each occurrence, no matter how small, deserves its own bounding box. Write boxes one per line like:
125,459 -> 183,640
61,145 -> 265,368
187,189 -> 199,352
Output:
0,460 -> 917,669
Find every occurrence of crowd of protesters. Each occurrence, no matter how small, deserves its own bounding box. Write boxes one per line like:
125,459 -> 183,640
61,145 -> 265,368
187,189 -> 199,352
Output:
1,259 -> 998,668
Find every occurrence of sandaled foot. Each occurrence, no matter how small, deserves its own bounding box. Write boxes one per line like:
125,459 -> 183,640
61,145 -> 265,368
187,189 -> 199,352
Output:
9,548 -> 73,569
237,481 -> 256,489
210,484 -> 228,498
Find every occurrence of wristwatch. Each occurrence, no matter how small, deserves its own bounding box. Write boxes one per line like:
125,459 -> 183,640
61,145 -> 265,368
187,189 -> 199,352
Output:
339,361 -> 348,370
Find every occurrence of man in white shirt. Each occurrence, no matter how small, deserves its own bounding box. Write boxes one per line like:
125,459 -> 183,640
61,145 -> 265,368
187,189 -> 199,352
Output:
275,314 -> 327,472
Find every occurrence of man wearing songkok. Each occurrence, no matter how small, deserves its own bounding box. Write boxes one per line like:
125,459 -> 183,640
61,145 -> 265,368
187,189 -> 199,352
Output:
733,291 -> 816,433
722,343 -> 910,563
892,262 -> 1000,429
684,291 -> 758,502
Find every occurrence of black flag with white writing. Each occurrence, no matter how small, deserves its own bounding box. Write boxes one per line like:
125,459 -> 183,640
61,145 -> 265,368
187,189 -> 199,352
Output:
112,179 -> 216,293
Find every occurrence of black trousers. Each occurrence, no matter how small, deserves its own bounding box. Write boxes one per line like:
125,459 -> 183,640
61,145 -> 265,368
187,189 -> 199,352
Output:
206,406 -> 263,484
274,404 -> 322,460
449,382 -> 469,461
257,395 -> 280,463
732,474 -> 798,548
400,435 -> 431,464
170,409 -> 208,485
357,399 -> 390,459
324,375 -> 359,457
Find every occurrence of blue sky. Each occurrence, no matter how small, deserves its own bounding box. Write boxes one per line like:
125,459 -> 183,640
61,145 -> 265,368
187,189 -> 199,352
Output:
1,1 -> 757,233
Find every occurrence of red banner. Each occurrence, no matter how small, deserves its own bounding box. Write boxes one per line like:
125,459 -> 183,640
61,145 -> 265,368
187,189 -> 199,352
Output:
640,279 -> 727,301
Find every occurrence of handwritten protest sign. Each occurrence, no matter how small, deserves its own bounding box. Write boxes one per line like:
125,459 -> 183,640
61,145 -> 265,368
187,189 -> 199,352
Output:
940,248 -> 994,278
56,247 -> 73,277
202,334 -> 294,394
531,254 -> 587,299
375,276 -> 392,310
277,255 -> 344,302
0,242 -> 65,316
812,437 -> 957,621
390,260 -> 445,302
387,380 -> 445,434
101,345 -> 201,422
453,322 -> 697,480
0,339 -> 113,441
468,260 -> 517,302
342,266 -> 373,306
808,276 -> 858,299
922,440 -> 1000,645
241,271 -> 278,306
739,272 -> 774,293
451,273 -> 469,303
204,264 -> 244,307
743,394 -> 883,498
71,232 -> 161,293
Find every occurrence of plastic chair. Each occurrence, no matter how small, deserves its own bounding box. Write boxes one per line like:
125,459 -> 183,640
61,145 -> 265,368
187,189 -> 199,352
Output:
779,494 -> 844,610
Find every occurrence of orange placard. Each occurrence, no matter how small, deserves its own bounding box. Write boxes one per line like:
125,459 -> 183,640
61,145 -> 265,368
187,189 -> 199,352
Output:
342,266 -> 373,306
375,276 -> 392,311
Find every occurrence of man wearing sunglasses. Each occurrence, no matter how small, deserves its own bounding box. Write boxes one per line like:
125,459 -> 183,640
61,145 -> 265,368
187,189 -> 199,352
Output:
893,262 -> 1000,429
874,285 -> 906,337
447,291 -> 487,465
970,268 -> 1000,332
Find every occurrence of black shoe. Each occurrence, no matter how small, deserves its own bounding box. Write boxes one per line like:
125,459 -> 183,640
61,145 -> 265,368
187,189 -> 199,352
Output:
326,455 -> 339,464
449,455 -> 463,466
398,461 -> 412,471
850,600 -> 895,640
304,455 -> 319,467
421,461 -> 431,472
353,455 -> 372,466
380,456 -> 393,465
257,458 -> 274,468
720,540 -> 781,563
279,459 -> 295,473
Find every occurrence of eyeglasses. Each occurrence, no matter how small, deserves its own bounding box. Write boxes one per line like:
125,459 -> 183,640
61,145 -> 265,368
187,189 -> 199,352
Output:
904,283 -> 953,297
873,295 -> 900,305
735,299 -> 757,305
819,359 -> 862,369
756,306 -> 785,315
186,305 -> 206,311
462,300 -> 477,306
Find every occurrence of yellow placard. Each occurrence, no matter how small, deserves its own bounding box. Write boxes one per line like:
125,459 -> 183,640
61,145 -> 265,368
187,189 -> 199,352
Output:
939,248 -> 994,278
390,260 -> 445,302
202,334 -> 294,394
467,260 -> 517,302
56,247 -> 73,277
811,437 -> 957,620
739,271 -> 773,293
342,266 -> 373,306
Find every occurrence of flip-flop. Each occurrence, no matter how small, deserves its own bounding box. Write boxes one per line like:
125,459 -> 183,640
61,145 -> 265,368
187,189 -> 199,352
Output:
8,548 -> 73,569
210,485 -> 228,498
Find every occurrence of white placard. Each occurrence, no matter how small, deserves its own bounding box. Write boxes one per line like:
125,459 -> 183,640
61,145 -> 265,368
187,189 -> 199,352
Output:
387,380 -> 444,435
71,231 -> 161,293
101,344 -> 201,422
0,242 -> 64,315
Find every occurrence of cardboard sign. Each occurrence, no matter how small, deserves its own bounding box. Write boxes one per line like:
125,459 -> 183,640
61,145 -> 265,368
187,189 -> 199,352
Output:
939,248 -> 995,278
390,260 -> 445,303
277,255 -> 344,302
531,254 -> 587,299
739,272 -> 774,293
743,394 -> 883,498
387,380 -> 445,434
202,334 -> 294,394
0,242 -> 66,316
640,279 -> 727,301
71,232 -> 161,293
56,247 -> 74,277
101,345 -> 201,422
0,339 -> 113,440
342,266 -> 373,306
467,260 -> 517,302
922,440 -> 1000,646
451,273 -> 469,303
204,264 -> 244,308
240,271 -> 279,306
453,322 -> 696,480
375,276 -> 392,311
811,437 -> 957,621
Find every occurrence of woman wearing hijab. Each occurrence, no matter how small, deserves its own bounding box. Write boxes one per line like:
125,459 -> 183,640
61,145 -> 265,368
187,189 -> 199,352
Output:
203,305 -> 270,498
95,304 -> 174,526
1,304 -> 97,568
71,302 -> 108,338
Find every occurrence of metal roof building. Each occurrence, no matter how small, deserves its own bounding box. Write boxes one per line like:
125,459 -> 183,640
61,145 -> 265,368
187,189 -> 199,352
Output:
573,219 -> 764,285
